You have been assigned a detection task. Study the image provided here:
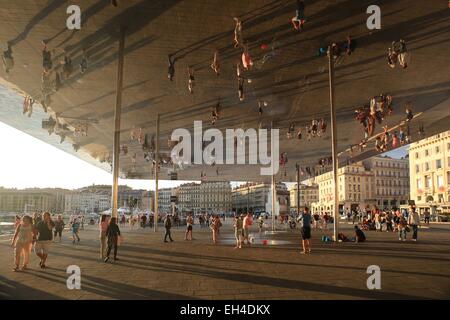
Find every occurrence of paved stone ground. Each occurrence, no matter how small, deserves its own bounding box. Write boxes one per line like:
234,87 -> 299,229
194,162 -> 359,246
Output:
0,220 -> 449,300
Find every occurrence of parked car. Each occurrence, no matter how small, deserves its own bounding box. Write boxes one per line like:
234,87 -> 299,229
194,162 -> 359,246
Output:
437,215 -> 449,222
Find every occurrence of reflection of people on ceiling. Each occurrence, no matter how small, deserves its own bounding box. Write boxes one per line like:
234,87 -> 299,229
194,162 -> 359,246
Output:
187,67 -> 195,94
80,49 -> 88,74
291,0 -> 306,31
62,54 -> 73,79
241,43 -> 253,70
168,54 -> 176,81
2,42 -> 14,74
42,41 -> 52,72
233,17 -> 243,48
211,50 -> 220,76
237,63 -> 244,101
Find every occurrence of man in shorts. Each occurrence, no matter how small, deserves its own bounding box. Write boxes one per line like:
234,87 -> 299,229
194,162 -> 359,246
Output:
298,207 -> 312,254
34,212 -> 55,269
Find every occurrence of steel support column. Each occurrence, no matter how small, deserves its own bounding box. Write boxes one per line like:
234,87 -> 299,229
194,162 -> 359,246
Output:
328,46 -> 339,241
111,27 -> 126,219
154,114 -> 160,232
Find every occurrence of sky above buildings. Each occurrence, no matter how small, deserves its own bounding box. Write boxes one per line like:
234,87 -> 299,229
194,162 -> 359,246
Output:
0,120 -> 407,190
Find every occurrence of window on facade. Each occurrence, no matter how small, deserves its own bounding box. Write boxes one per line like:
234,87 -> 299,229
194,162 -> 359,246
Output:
425,162 -> 430,171
425,176 -> 432,188
417,179 -> 423,189
417,196 -> 421,201
436,159 -> 442,169
415,165 -> 419,173
425,149 -> 429,156
436,146 -> 440,153
415,152 -> 419,159
437,175 -> 443,188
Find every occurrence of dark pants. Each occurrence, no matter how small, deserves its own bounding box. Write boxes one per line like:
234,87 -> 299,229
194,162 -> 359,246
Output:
387,222 -> 393,232
411,224 -> 418,240
164,228 -> 173,242
106,236 -> 118,259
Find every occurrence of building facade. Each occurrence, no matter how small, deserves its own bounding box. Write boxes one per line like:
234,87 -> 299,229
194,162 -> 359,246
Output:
158,188 -> 173,214
232,182 -> 290,215
363,155 -> 410,209
0,188 -> 69,213
289,183 -> 319,212
312,156 -> 409,213
64,191 -> 111,214
141,191 -> 155,212
177,182 -> 201,213
409,130 -> 450,214
199,181 -> 232,214
176,182 -> 232,214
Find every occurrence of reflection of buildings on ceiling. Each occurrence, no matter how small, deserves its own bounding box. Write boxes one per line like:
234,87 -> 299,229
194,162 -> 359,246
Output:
2,1 -> 449,182
409,130 -> 450,215
232,182 -> 290,215
312,155 -> 409,213
0,187 -> 69,214
176,181 -> 232,215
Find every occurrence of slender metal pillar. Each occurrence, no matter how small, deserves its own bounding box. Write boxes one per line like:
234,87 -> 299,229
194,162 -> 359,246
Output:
328,46 -> 339,241
296,163 -> 300,216
247,182 -> 249,213
111,27 -> 126,219
271,121 -> 276,231
153,114 -> 160,232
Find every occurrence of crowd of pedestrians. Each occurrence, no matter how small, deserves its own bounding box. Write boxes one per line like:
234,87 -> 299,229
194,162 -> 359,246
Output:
10,203 -> 427,271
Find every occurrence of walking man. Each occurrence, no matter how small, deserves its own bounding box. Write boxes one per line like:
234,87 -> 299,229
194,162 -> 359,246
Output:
185,214 -> 194,241
33,212 -> 55,269
407,205 -> 420,241
298,207 -> 312,254
164,215 -> 174,242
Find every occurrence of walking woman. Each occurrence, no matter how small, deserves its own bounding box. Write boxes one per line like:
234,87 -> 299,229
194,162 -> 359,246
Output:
99,214 -> 109,259
104,217 -> 121,262
11,215 -> 33,271
185,214 -> 194,241
211,215 -> 220,244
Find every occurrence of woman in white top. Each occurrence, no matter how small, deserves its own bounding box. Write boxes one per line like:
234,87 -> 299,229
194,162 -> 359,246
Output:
185,214 -> 194,241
